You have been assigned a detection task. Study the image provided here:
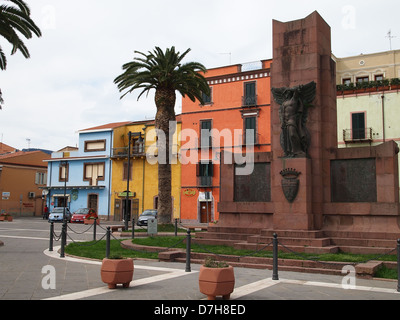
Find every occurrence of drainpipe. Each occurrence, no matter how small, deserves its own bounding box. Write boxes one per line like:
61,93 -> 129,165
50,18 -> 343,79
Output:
381,94 -> 386,143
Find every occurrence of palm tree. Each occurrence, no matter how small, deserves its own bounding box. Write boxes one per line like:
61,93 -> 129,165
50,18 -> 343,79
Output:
114,46 -> 210,224
0,0 -> 41,70
0,0 -> 42,108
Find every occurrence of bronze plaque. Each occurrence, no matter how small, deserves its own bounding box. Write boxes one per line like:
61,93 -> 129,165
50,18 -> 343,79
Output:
331,159 -> 377,203
234,163 -> 271,202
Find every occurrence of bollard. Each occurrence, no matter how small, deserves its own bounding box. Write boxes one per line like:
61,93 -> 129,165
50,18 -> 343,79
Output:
106,227 -> 111,259
185,230 -> 191,272
93,218 -> 97,241
49,222 -> 54,252
132,218 -> 135,239
175,219 -> 178,237
397,239 -> 400,293
60,222 -> 66,258
272,233 -> 279,280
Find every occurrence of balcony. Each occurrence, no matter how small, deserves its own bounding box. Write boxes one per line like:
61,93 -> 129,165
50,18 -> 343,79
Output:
242,95 -> 258,107
111,144 -> 145,159
343,128 -> 373,143
198,176 -> 213,187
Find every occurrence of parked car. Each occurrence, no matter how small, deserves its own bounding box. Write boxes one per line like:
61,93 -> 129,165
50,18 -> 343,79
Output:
71,208 -> 98,223
137,209 -> 157,226
48,207 -> 72,223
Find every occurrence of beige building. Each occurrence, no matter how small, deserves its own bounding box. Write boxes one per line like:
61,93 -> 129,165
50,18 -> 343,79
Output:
334,50 -> 400,197
335,49 -> 400,85
334,49 -> 400,149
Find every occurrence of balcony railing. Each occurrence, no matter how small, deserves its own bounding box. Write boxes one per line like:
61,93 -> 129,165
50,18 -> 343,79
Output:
112,145 -> 145,158
343,128 -> 373,143
242,95 -> 258,107
198,176 -> 213,187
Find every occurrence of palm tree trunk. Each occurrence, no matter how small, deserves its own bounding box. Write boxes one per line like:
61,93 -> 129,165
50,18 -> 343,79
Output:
155,88 -> 176,224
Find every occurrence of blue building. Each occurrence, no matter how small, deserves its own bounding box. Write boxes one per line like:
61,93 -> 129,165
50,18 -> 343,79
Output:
44,122 -> 129,219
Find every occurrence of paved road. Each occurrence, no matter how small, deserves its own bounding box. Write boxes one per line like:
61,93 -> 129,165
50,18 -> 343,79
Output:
1,218 -> 399,309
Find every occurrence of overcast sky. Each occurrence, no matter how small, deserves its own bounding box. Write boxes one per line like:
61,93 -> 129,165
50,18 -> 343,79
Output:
0,0 -> 399,151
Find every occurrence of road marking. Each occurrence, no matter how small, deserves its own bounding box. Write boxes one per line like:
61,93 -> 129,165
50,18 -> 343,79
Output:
230,278 -> 278,299
280,278 -> 400,295
229,278 -> 399,299
0,234 -> 49,241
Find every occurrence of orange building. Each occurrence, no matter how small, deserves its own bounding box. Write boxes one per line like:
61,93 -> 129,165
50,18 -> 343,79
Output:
0,150 -> 51,217
180,60 -> 272,224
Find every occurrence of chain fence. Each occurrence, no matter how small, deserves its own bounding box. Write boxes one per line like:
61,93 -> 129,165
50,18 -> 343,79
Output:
47,220 -> 400,292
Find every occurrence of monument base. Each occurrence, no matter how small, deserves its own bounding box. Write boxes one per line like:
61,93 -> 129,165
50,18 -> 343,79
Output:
271,157 -> 316,231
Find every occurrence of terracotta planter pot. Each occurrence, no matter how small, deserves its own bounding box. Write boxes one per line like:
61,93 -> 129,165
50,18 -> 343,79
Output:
199,265 -> 235,300
0,216 -> 4,221
101,258 -> 134,289
7,216 -> 13,222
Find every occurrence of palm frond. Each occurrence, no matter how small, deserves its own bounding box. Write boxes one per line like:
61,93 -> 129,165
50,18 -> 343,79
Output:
0,0 -> 41,70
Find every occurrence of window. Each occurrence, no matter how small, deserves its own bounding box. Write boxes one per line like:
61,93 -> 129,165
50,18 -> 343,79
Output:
84,140 -> 106,152
243,82 -> 257,106
375,74 -> 384,82
244,116 -> 257,145
342,78 -> 351,85
201,87 -> 212,105
197,161 -> 213,187
59,163 -> 69,182
84,162 -> 105,186
352,112 -> 365,140
35,172 -> 47,185
356,76 -> 369,83
200,120 -> 212,148
131,132 -> 145,155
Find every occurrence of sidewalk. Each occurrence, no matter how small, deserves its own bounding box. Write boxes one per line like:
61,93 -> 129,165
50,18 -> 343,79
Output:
0,218 -> 399,303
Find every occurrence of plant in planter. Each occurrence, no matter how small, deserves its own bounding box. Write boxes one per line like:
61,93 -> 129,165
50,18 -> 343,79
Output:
0,213 -> 13,222
100,255 -> 134,289
391,78 -> 400,89
198,257 -> 235,300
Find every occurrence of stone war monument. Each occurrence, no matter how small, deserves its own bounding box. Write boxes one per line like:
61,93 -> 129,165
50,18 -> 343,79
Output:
201,11 -> 400,254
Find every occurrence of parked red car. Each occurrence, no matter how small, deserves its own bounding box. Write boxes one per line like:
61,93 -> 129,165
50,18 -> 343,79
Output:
71,208 -> 98,223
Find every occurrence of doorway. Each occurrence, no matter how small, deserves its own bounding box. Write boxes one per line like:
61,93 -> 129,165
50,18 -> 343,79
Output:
88,194 -> 98,213
199,201 -> 212,223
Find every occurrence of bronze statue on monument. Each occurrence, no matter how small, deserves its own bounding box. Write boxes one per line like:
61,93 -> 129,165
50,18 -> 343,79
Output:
272,81 -> 316,158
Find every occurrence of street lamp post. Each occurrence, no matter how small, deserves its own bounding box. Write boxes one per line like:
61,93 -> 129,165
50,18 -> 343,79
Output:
125,132 -> 132,231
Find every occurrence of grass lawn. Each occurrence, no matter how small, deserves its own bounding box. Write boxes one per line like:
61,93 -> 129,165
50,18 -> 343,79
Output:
65,235 -> 399,280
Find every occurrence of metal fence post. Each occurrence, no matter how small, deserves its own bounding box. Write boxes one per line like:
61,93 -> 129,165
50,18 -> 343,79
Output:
175,219 -> 178,237
132,218 -> 135,239
397,239 -> 400,293
93,218 -> 97,241
272,233 -> 279,280
60,222 -> 66,258
106,227 -> 111,259
49,222 -> 54,252
185,230 -> 191,272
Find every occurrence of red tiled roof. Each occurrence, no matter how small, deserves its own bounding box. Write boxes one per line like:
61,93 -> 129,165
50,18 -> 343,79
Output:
0,142 -> 16,155
79,121 -> 133,132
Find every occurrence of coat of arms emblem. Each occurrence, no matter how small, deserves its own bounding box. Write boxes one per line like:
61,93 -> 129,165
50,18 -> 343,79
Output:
280,168 -> 301,203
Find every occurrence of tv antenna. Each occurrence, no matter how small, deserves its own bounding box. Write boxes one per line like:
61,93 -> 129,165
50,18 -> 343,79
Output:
386,30 -> 396,50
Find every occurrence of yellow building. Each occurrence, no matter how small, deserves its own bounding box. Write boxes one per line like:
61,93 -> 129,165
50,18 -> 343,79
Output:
110,117 -> 182,222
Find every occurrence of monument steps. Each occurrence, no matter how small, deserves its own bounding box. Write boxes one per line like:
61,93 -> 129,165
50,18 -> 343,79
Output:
195,227 -> 399,256
329,237 -> 396,249
172,252 -> 346,276
195,231 -> 253,242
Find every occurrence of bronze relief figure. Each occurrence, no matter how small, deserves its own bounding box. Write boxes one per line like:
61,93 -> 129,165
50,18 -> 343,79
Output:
272,81 -> 316,158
